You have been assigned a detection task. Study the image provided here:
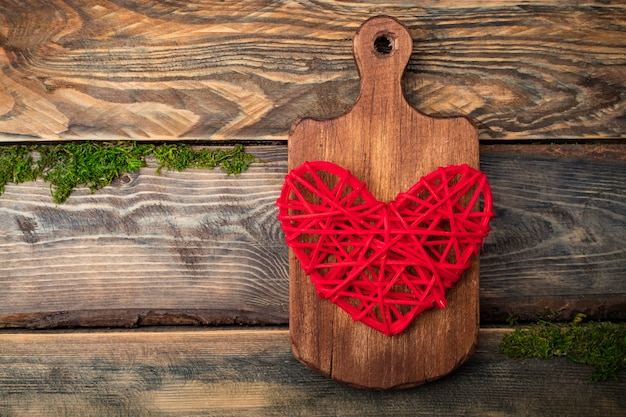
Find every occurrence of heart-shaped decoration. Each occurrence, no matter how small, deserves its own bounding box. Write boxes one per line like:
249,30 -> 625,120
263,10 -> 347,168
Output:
277,161 -> 493,336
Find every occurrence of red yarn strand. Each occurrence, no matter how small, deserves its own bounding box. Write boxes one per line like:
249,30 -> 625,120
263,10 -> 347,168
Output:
277,161 -> 493,336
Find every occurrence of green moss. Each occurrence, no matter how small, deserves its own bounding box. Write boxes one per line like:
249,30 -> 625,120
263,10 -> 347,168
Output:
153,143 -> 254,175
36,141 -> 155,204
0,146 -> 38,194
500,314 -> 626,381
0,142 -> 255,204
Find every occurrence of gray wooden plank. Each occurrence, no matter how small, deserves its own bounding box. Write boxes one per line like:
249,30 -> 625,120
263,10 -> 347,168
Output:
481,144 -> 626,321
0,328 -> 623,417
0,145 -> 625,328
0,1 -> 624,141
0,146 -> 289,327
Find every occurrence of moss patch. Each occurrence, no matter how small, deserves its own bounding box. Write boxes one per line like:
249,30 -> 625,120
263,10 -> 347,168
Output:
0,142 -> 255,204
500,314 -> 626,381
153,143 -> 254,175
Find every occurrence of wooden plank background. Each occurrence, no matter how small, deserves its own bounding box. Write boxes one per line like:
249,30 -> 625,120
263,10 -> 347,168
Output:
1,145 -> 624,328
0,329 -> 624,417
0,0 -> 624,141
1,1 -> 625,415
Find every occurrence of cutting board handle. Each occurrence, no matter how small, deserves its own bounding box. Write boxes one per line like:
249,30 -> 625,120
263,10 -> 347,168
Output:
353,16 -> 413,102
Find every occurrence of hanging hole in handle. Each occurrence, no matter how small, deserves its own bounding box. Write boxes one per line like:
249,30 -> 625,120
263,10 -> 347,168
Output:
374,34 -> 393,55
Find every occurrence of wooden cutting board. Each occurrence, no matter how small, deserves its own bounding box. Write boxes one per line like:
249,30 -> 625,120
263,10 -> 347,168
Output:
287,15 -> 480,389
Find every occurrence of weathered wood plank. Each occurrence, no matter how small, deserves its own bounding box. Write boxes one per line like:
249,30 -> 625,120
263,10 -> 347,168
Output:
0,328 -> 623,416
0,146 -> 290,327
0,145 -> 625,328
0,1 -> 624,141
481,144 -> 626,321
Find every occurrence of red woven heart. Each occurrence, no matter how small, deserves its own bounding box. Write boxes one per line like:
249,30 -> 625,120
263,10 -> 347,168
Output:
277,161 -> 493,336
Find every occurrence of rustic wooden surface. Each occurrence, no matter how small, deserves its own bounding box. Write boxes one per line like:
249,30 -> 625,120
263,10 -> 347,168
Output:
1,1 -> 625,141
287,15 -> 481,389
1,145 -> 624,329
481,144 -> 626,321
0,328 -> 623,417
0,146 -> 289,327
1,2 -> 624,412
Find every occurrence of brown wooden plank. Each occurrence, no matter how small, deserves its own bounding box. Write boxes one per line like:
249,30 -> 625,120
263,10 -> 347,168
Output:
0,146 -> 290,327
481,144 -> 626,321
285,15 -> 484,389
1,145 -> 625,328
0,1 -> 624,141
0,328 -> 623,416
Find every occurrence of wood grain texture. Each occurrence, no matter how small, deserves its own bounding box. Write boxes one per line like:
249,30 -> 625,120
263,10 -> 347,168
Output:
1,145 -> 625,329
481,144 -> 626,321
0,328 -> 623,417
0,146 -> 290,327
0,1 -> 624,141
287,16 -> 481,389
